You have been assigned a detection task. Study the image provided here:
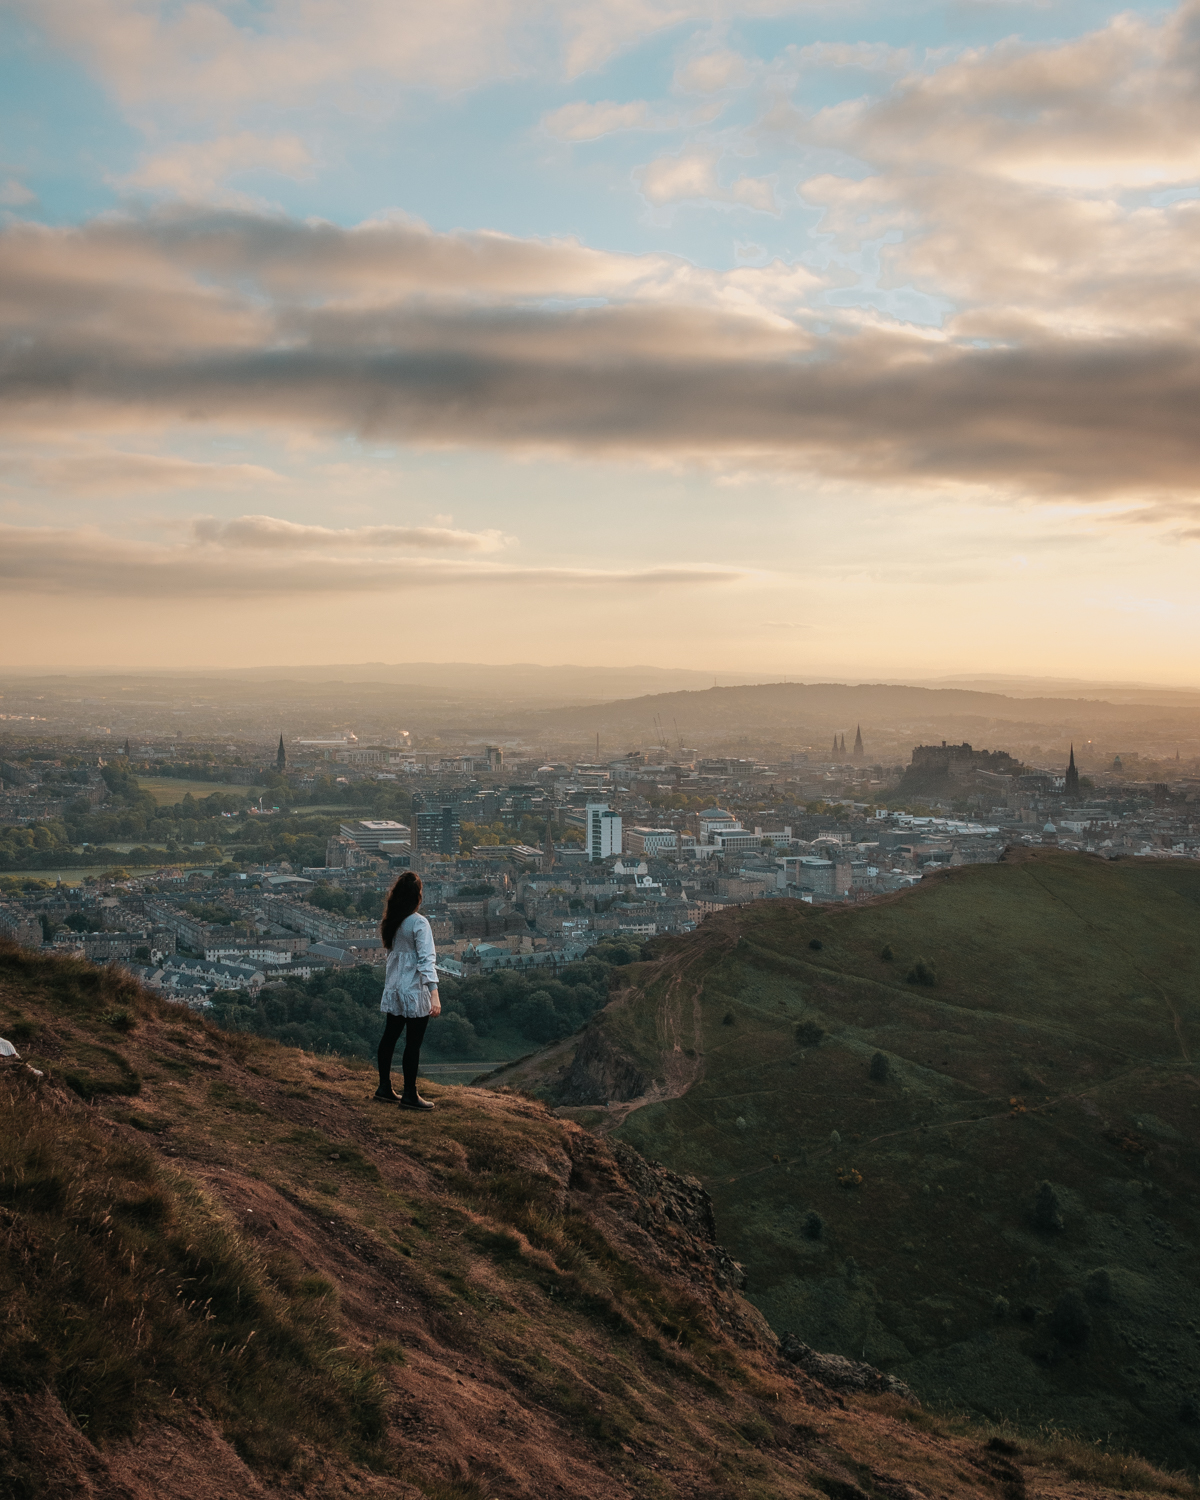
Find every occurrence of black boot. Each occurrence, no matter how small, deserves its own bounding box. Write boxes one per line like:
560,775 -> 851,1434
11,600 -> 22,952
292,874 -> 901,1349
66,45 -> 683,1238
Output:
399,1084 -> 434,1111
373,1078 -> 400,1102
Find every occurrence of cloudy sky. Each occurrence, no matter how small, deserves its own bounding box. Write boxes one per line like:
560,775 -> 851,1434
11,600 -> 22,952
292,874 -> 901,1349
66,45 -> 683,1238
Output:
3,0 -> 1199,680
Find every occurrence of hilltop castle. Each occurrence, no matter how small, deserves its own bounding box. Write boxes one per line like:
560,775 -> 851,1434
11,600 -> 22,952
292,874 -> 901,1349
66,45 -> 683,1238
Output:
909,741 -> 1022,779
897,741 -> 1022,798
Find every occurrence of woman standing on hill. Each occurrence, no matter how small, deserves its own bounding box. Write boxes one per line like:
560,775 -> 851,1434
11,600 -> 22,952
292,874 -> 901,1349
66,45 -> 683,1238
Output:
375,870 -> 440,1109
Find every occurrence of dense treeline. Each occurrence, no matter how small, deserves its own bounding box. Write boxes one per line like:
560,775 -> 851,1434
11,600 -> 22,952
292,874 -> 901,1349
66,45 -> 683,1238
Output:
461,817 -> 584,852
130,760 -> 263,783
207,938 -> 644,1063
306,881 -> 384,922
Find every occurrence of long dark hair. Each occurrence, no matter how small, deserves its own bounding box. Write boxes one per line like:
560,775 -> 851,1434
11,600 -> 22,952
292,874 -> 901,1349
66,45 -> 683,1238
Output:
381,871 -> 423,950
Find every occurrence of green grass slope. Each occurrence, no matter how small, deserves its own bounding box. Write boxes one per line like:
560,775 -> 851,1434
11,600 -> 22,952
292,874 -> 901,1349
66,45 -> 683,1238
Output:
533,850 -> 1200,1475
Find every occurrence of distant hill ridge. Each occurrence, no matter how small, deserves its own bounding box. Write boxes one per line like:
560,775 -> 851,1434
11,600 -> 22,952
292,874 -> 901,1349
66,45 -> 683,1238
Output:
526,678 -> 1200,739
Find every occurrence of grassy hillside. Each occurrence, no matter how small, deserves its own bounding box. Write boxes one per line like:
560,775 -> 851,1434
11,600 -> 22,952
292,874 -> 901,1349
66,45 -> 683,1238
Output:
502,850 -> 1200,1476
3,939 -> 1193,1499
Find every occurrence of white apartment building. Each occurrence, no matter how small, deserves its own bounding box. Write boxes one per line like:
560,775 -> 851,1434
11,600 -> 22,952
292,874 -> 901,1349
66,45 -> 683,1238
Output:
625,826 -> 677,856
340,819 -> 410,851
585,803 -> 622,862
697,807 -> 742,840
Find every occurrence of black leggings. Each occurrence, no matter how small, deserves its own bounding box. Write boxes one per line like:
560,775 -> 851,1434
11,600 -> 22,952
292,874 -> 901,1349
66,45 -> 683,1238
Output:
377,1013 -> 430,1094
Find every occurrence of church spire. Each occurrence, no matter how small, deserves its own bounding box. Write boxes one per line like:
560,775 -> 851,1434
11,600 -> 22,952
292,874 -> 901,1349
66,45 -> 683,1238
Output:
852,724 -> 864,763
276,734 -> 287,773
1064,743 -> 1079,797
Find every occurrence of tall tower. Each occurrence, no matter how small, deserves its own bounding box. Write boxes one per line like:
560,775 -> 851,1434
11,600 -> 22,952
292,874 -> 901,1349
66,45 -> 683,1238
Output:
541,818 -> 556,872
276,734 -> 287,774
1064,744 -> 1080,798
585,803 -> 621,862
852,725 -> 864,764
831,734 -> 839,758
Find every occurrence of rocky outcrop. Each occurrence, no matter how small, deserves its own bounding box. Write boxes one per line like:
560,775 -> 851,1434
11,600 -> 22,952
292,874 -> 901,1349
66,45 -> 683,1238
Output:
608,1139 -> 748,1291
559,1127 -> 767,1351
610,1140 -> 716,1236
779,1333 -> 918,1403
555,1022 -> 648,1106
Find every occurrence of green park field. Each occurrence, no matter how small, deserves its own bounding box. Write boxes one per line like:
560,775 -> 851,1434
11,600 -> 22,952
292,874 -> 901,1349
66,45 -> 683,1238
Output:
136,777 -> 265,806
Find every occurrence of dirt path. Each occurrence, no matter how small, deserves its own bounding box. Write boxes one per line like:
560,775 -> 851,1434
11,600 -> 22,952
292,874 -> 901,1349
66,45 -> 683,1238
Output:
600,947 -> 713,1130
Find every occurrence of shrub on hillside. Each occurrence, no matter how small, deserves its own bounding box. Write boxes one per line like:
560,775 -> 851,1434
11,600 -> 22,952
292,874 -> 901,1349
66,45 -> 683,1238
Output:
880,945 -> 893,961
905,958 -> 937,986
1085,1268 -> 1113,1305
808,938 -> 823,951
796,1021 -> 824,1047
1048,1290 -> 1091,1348
869,1051 -> 890,1083
1034,1180 -> 1065,1232
803,1210 -> 824,1240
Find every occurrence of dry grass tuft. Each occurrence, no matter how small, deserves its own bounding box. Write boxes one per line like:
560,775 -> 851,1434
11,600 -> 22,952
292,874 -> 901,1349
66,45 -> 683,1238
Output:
0,1070 -> 386,1467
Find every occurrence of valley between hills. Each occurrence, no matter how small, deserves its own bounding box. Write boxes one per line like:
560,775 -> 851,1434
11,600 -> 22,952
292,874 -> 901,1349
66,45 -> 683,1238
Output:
489,848 -> 1200,1480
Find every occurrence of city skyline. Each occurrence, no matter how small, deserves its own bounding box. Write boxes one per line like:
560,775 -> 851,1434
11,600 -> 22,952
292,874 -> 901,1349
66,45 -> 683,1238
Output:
3,0 -> 1200,680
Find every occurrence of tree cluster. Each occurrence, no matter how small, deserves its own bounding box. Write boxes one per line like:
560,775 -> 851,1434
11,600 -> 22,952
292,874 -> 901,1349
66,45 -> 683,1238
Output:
208,939 -> 643,1064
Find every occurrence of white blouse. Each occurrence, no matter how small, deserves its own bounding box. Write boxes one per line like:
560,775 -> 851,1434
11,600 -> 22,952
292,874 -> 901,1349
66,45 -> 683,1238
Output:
380,912 -> 439,1018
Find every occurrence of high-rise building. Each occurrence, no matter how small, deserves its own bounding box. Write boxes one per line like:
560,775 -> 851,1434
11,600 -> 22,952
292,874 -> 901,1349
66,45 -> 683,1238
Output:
414,804 -> 461,856
585,802 -> 622,862
486,746 -> 504,771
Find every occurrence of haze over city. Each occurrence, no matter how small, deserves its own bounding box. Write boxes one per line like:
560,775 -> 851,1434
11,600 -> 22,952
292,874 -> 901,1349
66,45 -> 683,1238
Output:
4,0 -> 1200,680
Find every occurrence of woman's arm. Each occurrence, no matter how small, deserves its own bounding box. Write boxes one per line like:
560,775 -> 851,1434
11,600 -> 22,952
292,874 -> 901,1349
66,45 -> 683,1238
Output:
414,914 -> 440,992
